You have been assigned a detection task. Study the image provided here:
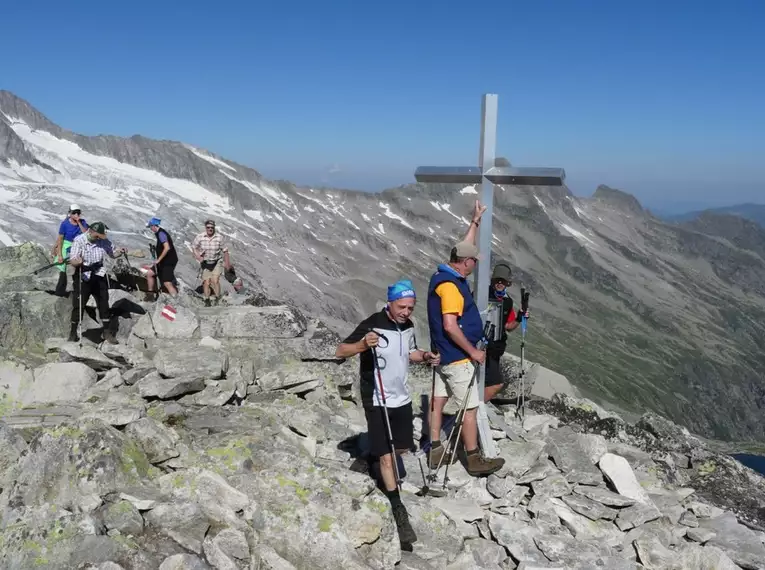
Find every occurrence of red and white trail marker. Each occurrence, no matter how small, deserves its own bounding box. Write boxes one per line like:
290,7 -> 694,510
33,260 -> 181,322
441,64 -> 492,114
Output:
160,305 -> 177,322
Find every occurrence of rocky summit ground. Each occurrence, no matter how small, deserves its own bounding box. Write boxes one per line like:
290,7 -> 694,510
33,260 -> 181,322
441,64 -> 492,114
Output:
2,242 -> 765,570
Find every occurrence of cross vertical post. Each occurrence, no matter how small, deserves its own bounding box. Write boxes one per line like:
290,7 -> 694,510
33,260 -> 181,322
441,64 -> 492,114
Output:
414,93 -> 566,459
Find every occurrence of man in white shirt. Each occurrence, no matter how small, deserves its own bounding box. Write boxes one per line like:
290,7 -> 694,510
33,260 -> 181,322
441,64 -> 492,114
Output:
68,221 -> 126,344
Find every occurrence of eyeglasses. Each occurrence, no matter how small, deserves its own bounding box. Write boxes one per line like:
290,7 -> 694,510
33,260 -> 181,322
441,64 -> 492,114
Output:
494,280 -> 510,287
71,210 -> 81,215
205,226 -> 214,230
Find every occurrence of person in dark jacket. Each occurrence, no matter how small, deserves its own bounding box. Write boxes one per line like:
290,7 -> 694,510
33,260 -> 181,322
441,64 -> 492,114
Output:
335,280 -> 439,550
426,201 -> 505,477
484,261 -> 528,402
144,217 -> 178,300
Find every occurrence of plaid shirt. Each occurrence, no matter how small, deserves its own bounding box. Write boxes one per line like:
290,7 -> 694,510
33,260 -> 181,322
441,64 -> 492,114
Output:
192,231 -> 225,262
69,233 -> 113,278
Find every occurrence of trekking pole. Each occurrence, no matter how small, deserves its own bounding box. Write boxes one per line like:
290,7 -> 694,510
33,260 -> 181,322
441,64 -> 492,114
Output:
435,323 -> 491,489
369,335 -> 402,491
518,288 -> 530,421
78,269 -> 84,348
31,258 -> 69,275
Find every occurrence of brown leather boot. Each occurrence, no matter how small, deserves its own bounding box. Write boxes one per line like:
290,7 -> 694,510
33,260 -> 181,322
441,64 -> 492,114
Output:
465,449 -> 505,477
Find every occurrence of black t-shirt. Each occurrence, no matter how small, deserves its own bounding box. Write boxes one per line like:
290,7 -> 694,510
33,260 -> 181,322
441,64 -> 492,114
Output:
342,309 -> 418,409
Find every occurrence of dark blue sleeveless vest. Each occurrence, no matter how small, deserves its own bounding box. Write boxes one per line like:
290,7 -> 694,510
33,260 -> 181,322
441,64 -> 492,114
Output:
427,264 -> 484,365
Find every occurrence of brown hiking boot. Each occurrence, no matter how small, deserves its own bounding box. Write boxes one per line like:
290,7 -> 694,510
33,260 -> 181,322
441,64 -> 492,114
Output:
465,450 -> 505,477
143,292 -> 157,302
428,443 -> 455,470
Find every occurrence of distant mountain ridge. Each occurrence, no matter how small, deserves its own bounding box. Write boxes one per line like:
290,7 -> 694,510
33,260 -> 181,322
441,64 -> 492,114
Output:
665,203 -> 765,227
3,89 -> 765,444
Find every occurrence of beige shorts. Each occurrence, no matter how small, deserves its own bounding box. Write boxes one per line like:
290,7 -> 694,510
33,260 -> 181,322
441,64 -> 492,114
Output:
201,259 -> 223,281
434,360 -> 480,410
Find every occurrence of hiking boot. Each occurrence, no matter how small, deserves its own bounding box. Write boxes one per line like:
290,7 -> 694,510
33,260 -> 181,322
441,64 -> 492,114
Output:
392,504 -> 417,546
143,292 -> 157,302
465,450 -> 505,477
204,298 -> 212,307
67,323 -> 79,343
102,329 -> 119,345
428,442 -> 453,470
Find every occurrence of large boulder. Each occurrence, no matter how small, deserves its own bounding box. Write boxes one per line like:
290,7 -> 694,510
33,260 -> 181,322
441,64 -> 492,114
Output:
198,305 -> 307,338
0,292 -> 69,353
0,361 -> 97,411
0,242 -> 60,293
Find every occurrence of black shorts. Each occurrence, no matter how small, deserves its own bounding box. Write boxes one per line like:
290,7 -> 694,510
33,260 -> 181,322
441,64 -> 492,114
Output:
485,350 -> 505,387
364,402 -> 414,458
157,261 -> 177,284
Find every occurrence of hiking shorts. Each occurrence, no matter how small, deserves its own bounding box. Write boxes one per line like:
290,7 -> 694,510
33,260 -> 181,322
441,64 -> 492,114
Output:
201,259 -> 223,281
157,261 -> 177,284
435,361 -> 480,409
365,402 -> 414,458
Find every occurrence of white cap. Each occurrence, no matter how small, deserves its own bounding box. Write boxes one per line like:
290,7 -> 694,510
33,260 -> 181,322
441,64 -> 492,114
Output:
69,204 -> 81,212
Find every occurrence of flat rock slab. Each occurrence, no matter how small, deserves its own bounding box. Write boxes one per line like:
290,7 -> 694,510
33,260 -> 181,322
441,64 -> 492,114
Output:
28,362 -> 98,406
699,512 -> 765,569
546,426 -> 603,485
598,453 -> 654,505
572,484 -> 637,507
198,305 -> 307,339
137,371 -> 206,400
432,497 -> 485,523
153,344 -> 228,380
59,343 -> 122,370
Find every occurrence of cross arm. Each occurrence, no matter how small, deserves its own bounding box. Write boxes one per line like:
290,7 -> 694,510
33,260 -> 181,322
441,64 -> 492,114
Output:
414,166 -> 484,184
483,166 -> 566,186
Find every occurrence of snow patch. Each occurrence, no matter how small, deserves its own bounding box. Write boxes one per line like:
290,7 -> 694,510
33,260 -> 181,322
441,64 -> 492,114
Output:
361,213 -> 371,222
304,205 -> 316,213
534,196 -> 547,212
244,210 -> 264,222
460,185 -> 478,195
184,145 -> 236,171
378,201 -> 413,229
428,227 -> 435,235
279,262 -> 322,293
559,223 -> 596,246
430,201 -> 442,211
0,227 -> 17,246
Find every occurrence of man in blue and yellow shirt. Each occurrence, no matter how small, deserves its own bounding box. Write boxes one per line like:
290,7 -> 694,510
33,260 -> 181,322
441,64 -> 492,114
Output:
426,201 -> 505,477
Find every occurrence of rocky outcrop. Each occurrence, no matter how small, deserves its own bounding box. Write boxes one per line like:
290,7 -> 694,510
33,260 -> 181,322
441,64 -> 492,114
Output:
1,242 -> 765,569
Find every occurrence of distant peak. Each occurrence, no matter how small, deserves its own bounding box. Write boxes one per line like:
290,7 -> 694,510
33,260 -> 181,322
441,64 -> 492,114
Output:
592,185 -> 644,214
0,90 -> 62,136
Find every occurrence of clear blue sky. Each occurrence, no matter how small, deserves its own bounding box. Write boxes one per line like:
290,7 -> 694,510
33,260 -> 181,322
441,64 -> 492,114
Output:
3,0 -> 763,211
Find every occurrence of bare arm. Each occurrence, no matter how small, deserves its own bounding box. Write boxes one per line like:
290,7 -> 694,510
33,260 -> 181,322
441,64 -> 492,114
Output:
52,234 -> 63,256
156,241 -> 171,264
335,331 -> 378,359
461,200 -> 487,245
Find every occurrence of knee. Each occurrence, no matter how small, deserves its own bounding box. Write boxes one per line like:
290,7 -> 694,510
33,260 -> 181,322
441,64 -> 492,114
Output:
378,453 -> 393,469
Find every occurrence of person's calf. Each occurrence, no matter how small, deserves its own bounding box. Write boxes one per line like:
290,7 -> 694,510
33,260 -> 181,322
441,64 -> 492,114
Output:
484,384 -> 504,403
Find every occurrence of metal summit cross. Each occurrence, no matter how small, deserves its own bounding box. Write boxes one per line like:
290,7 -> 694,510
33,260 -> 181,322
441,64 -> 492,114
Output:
414,93 -> 565,458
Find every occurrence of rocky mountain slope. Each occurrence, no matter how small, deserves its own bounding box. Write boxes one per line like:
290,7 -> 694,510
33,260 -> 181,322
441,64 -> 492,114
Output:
2,242 -> 765,569
2,90 -> 765,443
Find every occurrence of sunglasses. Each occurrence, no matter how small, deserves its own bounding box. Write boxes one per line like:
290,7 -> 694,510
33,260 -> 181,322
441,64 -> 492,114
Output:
205,226 -> 215,230
71,210 -> 81,215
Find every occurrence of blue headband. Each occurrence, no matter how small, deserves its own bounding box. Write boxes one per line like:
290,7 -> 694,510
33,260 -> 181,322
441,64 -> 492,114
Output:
387,279 -> 416,302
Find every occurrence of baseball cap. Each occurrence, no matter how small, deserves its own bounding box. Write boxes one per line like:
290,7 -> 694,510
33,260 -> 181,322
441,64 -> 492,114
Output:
89,221 -> 109,236
492,262 -> 513,282
69,204 -> 81,213
146,217 -> 161,227
452,241 -> 479,259
204,219 -> 216,228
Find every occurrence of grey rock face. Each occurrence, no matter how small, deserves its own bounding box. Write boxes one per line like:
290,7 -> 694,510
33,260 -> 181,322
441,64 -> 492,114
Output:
2,249 -> 765,570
